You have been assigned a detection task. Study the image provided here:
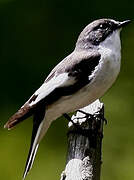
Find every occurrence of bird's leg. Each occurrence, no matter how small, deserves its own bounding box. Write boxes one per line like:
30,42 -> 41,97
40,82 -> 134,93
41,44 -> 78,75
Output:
63,113 -> 91,137
72,110 -> 94,121
64,111 -> 106,139
76,109 -> 107,139
63,113 -> 81,129
77,110 -> 94,118
77,109 -> 107,124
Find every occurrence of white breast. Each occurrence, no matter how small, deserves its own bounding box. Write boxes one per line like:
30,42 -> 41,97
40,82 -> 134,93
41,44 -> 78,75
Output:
98,29 -> 121,63
87,29 -> 121,100
97,29 -> 121,87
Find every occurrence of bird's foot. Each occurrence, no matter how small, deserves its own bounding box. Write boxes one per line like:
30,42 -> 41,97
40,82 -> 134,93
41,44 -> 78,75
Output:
63,113 -> 81,130
63,113 -> 94,137
77,109 -> 107,125
64,110 -> 106,139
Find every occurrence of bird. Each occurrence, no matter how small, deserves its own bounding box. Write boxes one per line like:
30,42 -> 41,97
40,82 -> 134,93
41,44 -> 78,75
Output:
4,18 -> 130,179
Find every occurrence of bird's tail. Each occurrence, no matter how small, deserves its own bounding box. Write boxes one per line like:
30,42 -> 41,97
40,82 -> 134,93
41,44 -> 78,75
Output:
5,99 -> 51,179
22,105 -> 51,179
23,119 -> 44,180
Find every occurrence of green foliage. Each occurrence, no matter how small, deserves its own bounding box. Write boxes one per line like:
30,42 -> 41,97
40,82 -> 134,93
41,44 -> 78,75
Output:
0,0 -> 134,179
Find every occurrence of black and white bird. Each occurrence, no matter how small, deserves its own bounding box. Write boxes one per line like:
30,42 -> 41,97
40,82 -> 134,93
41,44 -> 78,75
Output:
4,18 -> 130,179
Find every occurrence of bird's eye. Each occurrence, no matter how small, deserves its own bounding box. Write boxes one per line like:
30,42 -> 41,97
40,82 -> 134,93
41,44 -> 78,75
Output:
99,23 -> 108,29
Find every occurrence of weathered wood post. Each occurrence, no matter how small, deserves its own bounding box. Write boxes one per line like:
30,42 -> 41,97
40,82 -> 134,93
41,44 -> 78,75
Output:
60,100 -> 105,180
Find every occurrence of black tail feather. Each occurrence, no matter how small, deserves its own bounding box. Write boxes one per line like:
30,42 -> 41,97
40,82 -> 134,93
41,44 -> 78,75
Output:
22,105 -> 45,179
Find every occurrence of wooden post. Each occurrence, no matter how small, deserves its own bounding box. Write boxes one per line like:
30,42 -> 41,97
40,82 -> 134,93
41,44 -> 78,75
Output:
60,100 -> 105,180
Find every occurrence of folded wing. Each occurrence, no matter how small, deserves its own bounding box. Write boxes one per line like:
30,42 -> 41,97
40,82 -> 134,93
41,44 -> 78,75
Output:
4,50 -> 101,130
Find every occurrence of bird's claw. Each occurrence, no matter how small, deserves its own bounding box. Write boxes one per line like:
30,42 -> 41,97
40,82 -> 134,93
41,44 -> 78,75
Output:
77,109 -> 107,125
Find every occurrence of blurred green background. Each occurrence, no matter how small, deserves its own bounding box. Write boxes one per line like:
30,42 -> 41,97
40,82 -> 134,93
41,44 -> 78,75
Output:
0,0 -> 134,179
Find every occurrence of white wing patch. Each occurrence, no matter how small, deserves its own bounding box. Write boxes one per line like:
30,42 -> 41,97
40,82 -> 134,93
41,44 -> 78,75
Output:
29,73 -> 75,106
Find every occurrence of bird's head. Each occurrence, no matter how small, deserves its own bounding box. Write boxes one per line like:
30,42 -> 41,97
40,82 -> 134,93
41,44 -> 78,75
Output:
76,19 -> 130,50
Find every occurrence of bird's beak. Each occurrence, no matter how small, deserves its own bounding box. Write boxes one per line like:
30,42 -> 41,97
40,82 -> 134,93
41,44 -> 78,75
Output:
117,20 -> 131,28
